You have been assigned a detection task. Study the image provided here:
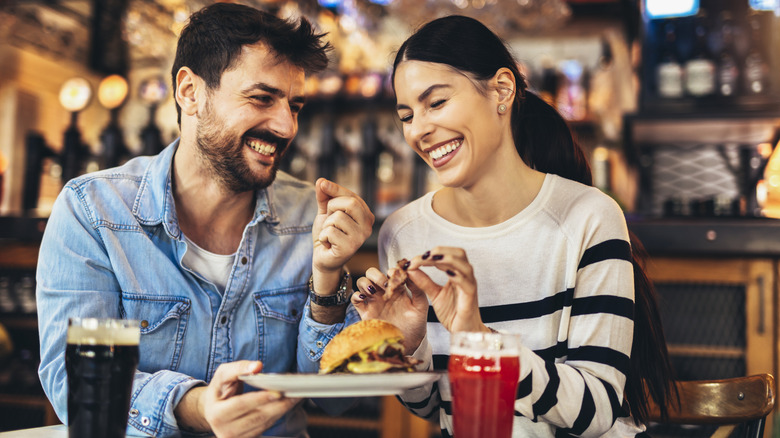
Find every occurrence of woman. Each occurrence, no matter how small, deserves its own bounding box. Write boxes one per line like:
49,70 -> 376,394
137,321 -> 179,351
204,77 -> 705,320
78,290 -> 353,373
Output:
352,15 -> 675,437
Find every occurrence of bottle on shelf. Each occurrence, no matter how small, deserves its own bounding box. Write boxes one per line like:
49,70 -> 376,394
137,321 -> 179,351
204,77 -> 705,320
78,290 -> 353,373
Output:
716,12 -> 739,97
743,12 -> 768,95
684,12 -> 716,97
656,21 -> 684,99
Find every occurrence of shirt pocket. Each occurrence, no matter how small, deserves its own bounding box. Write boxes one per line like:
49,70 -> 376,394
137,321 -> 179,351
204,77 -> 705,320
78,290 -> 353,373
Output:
252,285 -> 307,371
121,293 -> 191,372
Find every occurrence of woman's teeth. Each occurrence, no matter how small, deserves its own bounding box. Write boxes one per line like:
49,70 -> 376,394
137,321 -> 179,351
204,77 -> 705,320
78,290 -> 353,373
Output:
246,139 -> 276,156
429,139 -> 462,160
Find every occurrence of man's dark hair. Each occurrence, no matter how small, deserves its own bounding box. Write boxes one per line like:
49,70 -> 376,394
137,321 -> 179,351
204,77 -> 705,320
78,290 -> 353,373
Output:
171,3 -> 331,125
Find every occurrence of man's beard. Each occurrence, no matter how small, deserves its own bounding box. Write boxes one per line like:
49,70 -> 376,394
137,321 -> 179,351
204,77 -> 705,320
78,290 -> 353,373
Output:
195,102 -> 287,193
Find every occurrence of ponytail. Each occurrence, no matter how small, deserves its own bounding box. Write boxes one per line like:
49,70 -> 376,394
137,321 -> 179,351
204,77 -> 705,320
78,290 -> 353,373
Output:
514,91 -> 678,423
511,92 -> 593,186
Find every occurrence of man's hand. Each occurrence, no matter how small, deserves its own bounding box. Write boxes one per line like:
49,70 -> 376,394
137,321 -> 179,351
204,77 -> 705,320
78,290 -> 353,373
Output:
175,361 -> 300,437
310,178 -> 374,324
312,178 -> 374,277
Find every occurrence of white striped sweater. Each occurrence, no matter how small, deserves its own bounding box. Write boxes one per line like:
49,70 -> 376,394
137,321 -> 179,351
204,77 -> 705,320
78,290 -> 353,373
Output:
378,174 -> 645,437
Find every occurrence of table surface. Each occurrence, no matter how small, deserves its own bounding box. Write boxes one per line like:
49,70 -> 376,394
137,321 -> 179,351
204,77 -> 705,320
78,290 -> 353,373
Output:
0,425 -> 66,437
0,426 -> 289,438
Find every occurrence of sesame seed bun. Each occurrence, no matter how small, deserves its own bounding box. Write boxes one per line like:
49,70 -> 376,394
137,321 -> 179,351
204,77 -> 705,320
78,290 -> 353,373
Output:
319,319 -> 403,374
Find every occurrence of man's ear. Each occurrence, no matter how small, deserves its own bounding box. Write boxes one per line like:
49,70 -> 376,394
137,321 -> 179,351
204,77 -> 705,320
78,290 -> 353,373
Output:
493,67 -> 516,105
175,67 -> 201,117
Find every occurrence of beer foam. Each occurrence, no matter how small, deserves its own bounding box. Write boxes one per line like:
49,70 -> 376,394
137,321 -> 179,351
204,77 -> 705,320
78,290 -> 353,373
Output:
67,320 -> 140,346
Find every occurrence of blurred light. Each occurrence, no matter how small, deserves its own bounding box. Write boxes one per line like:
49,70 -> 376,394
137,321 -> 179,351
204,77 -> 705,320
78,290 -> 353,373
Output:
319,0 -> 341,7
59,77 -> 93,112
139,76 -> 168,105
644,0 -> 699,19
757,142 -> 773,158
369,0 -> 393,4
749,0 -> 777,11
97,75 -> 129,109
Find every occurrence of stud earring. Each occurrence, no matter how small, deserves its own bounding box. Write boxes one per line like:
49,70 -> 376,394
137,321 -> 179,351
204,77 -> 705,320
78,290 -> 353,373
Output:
498,104 -> 507,114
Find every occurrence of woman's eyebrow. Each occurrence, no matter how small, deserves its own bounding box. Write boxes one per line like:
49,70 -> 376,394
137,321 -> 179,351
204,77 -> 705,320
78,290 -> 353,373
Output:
396,84 -> 451,111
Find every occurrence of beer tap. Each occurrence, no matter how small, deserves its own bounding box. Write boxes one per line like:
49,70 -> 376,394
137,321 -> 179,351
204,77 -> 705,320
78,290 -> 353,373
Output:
138,76 -> 168,156
97,75 -> 129,169
22,78 -> 92,212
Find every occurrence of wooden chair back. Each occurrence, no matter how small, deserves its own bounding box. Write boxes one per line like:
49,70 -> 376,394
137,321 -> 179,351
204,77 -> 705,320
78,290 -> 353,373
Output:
647,374 -> 775,438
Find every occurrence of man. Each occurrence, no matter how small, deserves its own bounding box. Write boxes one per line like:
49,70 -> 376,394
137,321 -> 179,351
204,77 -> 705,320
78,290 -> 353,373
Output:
36,3 -> 373,437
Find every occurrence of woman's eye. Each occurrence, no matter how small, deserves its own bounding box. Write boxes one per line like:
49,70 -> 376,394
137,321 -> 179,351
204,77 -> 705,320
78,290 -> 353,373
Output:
399,113 -> 412,123
431,99 -> 446,108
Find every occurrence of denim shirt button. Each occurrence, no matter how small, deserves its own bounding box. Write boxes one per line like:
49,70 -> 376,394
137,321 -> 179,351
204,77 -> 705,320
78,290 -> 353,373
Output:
316,340 -> 323,348
309,350 -> 315,357
141,417 -> 151,426
241,256 -> 248,265
220,315 -> 227,325
129,408 -> 139,418
140,320 -> 149,329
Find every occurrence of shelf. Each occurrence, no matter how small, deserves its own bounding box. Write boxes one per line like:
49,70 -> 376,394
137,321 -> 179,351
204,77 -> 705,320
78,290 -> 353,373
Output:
628,217 -> 780,257
624,112 -> 780,145
667,344 -> 745,359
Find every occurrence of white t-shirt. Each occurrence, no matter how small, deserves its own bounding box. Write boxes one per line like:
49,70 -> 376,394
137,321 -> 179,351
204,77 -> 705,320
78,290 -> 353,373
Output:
182,234 -> 236,294
379,174 -> 644,437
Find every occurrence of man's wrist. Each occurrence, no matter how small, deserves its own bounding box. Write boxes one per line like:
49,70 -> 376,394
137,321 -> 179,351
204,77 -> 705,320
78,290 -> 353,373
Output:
309,268 -> 350,306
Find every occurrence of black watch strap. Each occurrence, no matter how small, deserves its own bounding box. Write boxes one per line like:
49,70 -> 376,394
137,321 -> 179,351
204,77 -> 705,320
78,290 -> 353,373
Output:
309,269 -> 351,306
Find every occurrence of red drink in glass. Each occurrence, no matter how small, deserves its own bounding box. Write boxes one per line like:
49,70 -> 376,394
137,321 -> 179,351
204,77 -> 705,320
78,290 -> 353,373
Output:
449,332 -> 520,438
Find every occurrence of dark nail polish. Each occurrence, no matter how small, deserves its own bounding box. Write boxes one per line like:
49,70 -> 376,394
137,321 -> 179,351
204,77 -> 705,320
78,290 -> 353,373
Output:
422,251 -> 430,260
446,269 -> 455,277
359,294 -> 366,299
383,281 -> 388,288
402,261 -> 410,270
432,254 -> 444,261
367,285 -> 377,294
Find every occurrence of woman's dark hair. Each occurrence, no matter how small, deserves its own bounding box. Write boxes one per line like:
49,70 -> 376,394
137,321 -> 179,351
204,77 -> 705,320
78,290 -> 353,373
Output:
392,15 -> 677,425
171,2 -> 332,125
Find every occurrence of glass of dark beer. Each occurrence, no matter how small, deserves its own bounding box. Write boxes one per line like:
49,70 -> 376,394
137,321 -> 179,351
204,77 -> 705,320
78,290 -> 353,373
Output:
66,318 -> 140,438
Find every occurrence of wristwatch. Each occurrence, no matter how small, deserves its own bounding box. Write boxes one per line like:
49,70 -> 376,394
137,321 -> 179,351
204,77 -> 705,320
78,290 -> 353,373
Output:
309,268 -> 351,306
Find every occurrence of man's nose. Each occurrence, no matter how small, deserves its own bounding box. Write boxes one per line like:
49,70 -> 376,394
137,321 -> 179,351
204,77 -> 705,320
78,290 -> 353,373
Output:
267,102 -> 296,139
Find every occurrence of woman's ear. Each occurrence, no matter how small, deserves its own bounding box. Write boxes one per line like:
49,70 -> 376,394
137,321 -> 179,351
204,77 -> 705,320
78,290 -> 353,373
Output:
493,67 -> 516,105
175,67 -> 200,117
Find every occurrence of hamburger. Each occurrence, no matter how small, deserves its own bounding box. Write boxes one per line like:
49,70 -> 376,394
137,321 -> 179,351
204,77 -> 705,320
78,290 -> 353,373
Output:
319,319 -> 420,374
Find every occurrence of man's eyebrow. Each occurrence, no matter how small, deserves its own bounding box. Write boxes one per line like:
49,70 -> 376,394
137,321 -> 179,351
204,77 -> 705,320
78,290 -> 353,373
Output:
395,84 -> 451,110
242,82 -> 306,105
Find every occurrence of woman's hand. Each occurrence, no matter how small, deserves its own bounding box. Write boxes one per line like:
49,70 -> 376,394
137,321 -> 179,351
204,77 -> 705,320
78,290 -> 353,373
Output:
351,266 -> 429,353
405,247 -> 489,334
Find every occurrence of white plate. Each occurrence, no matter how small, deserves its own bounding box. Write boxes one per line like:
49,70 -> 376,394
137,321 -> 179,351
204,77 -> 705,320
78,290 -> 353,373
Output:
239,371 -> 444,398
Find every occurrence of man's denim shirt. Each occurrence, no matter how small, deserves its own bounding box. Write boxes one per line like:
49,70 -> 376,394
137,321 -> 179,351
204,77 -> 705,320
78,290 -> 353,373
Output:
36,140 -> 359,437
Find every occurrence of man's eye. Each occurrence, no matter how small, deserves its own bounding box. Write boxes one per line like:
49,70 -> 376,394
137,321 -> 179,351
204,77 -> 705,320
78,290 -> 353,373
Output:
291,104 -> 303,114
252,95 -> 273,105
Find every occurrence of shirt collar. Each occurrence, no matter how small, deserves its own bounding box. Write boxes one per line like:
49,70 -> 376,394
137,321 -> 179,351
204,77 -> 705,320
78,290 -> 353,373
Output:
132,138 -> 279,239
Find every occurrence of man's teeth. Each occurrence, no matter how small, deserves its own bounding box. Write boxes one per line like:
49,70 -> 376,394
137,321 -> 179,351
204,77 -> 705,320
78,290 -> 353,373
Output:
246,139 -> 276,156
429,139 -> 462,160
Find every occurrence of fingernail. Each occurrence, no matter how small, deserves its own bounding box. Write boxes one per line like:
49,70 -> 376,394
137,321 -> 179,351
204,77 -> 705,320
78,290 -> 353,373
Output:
367,285 -> 377,294
446,269 -> 455,277
402,261 -> 410,270
383,281 -> 388,288
359,294 -> 366,299
422,251 -> 430,260
432,254 -> 444,261
269,391 -> 282,400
